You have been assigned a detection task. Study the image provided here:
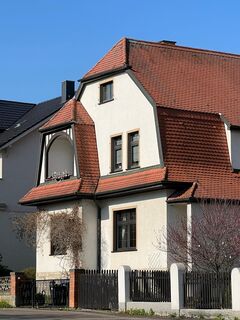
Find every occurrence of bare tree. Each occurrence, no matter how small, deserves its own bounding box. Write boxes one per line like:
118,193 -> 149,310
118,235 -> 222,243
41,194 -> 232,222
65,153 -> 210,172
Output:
12,206 -> 84,270
157,200 -> 240,273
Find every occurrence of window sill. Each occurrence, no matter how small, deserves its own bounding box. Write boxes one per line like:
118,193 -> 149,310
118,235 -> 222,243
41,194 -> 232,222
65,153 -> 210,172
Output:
111,248 -> 137,253
98,98 -> 114,105
49,254 -> 67,257
126,166 -> 140,171
110,169 -> 123,174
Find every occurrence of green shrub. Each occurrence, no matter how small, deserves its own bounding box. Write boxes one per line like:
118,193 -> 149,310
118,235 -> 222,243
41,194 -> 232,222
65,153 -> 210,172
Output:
21,267 -> 36,279
0,300 -> 13,308
126,308 -> 155,316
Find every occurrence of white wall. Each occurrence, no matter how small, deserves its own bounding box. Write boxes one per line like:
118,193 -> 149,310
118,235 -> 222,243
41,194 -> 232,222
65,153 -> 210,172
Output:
36,200 -> 98,280
100,190 -> 168,270
80,73 -> 162,176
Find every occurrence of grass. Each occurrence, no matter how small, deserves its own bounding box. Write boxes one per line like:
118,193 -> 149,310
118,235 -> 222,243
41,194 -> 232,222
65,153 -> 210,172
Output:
125,308 -> 155,316
0,300 -> 13,308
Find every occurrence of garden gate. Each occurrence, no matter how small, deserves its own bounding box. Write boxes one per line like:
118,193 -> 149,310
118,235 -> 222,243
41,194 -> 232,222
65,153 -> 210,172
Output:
78,270 -> 118,310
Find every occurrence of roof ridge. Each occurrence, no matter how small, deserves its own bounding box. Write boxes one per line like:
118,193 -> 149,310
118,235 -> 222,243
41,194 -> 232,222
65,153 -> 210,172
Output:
0,99 -> 35,106
157,105 -> 220,118
128,38 -> 240,60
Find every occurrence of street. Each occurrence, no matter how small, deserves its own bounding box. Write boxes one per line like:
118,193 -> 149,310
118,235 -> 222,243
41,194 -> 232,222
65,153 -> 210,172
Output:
0,308 -> 163,320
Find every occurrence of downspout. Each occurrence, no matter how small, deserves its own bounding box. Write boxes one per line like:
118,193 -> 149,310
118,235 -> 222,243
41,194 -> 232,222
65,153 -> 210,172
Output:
94,198 -> 102,271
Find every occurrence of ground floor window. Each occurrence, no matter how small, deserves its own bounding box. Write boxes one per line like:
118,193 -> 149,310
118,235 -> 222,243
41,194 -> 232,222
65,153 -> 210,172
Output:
114,208 -> 136,251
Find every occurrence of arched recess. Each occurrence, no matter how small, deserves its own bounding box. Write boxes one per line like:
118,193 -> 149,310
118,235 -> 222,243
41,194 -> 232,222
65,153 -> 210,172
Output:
46,133 -> 74,180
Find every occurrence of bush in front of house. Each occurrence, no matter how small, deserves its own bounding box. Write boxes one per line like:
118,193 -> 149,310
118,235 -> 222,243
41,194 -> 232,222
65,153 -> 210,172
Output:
0,300 -> 13,308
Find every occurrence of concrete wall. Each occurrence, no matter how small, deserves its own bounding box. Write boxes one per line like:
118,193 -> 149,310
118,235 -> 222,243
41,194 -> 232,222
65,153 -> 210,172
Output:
100,190 -> 168,270
0,129 -> 40,271
80,73 -> 162,176
36,200 -> 98,280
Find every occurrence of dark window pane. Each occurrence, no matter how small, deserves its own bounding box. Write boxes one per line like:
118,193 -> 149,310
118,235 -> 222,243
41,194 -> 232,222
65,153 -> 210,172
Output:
128,131 -> 139,169
112,135 -> 122,172
115,209 -> 136,251
100,81 -> 113,103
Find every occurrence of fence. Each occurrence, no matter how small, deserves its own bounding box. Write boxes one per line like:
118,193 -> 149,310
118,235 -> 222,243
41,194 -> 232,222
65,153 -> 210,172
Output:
78,270 -> 118,310
35,279 -> 69,307
130,270 -> 171,302
0,276 -> 10,295
183,272 -> 231,309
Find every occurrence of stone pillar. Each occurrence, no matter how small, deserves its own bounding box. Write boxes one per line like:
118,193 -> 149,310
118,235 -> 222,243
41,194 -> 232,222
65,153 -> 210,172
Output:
10,272 -> 24,307
69,269 -> 84,308
118,265 -> 131,311
231,268 -> 240,311
170,263 -> 185,311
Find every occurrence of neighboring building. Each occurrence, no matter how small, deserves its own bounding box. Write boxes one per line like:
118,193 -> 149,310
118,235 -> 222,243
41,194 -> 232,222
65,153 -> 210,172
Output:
0,94 -> 67,271
20,38 -> 240,279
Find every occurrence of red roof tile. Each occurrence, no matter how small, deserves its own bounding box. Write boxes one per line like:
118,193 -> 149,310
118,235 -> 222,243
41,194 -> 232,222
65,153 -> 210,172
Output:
158,107 -> 240,200
97,167 -> 166,194
83,38 -> 240,126
84,38 -> 127,79
20,179 -> 82,204
21,100 -> 100,204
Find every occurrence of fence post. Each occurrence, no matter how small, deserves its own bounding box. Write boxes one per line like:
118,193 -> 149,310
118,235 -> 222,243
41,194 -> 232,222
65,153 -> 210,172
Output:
10,272 -> 24,307
231,268 -> 240,311
118,265 -> 131,312
170,263 -> 185,311
69,269 -> 84,308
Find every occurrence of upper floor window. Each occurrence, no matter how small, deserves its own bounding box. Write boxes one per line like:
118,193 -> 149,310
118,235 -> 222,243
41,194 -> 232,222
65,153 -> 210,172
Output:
100,81 -> 113,104
128,131 -> 139,169
111,135 -> 122,172
46,135 -> 74,181
114,208 -> 136,251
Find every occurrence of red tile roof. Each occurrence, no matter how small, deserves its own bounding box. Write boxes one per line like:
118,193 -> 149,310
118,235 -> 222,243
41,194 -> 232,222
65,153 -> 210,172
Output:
20,100 -> 100,204
158,107 -> 240,201
83,38 -> 240,126
84,38 -> 127,79
97,167 -> 166,194
20,179 -> 82,204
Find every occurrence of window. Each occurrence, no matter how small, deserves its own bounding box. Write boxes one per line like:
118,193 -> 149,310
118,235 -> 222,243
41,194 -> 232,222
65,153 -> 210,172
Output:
114,209 -> 136,251
128,131 -> 139,169
111,135 -> 122,172
100,81 -> 113,103
46,135 -> 74,181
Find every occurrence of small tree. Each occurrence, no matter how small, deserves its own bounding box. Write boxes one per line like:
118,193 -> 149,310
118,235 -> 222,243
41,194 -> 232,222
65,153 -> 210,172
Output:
157,200 -> 240,273
12,206 -> 84,271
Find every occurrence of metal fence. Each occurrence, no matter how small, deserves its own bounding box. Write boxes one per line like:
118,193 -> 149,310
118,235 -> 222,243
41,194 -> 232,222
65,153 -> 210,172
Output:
183,272 -> 232,309
0,276 -> 10,295
17,278 -> 69,307
78,270 -> 118,310
35,279 -> 69,307
130,270 -> 171,302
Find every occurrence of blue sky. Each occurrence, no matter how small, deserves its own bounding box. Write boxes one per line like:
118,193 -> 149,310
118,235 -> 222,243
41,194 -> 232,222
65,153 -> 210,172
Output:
0,0 -> 240,103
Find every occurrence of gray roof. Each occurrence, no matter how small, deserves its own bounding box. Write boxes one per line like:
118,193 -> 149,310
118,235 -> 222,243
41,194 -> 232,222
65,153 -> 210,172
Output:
0,100 -> 35,131
0,97 -> 63,147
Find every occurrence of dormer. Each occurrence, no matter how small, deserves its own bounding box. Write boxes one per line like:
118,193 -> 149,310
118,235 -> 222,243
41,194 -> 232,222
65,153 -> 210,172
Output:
222,115 -> 240,171
20,98 -> 100,205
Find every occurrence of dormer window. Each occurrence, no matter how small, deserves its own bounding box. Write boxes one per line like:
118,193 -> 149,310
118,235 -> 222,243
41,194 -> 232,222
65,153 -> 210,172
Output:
100,81 -> 113,104
46,134 -> 74,181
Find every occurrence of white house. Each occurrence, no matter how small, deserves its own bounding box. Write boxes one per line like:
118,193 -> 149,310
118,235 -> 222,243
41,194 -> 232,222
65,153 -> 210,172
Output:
20,38 -> 240,279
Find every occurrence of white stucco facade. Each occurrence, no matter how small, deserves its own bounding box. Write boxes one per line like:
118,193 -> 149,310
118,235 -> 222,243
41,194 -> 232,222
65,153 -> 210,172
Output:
36,199 -> 98,280
99,190 -> 168,270
80,72 -> 162,175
